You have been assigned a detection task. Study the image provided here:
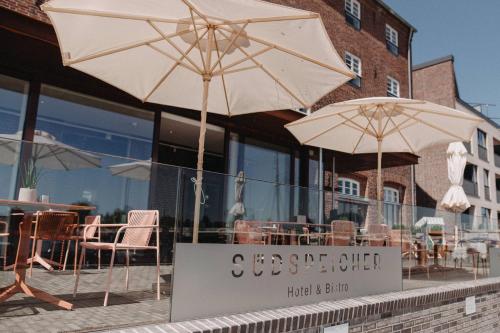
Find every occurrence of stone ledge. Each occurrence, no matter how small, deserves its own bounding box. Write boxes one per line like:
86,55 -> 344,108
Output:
110,277 -> 500,333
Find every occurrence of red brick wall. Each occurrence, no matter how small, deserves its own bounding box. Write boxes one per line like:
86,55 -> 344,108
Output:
412,59 -> 456,209
0,0 -> 49,23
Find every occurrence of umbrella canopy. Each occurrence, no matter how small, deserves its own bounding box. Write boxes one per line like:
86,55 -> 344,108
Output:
109,159 -> 151,181
286,97 -> 483,224
440,142 -> 470,212
0,130 -> 101,170
42,0 -> 353,242
414,217 -> 444,229
228,171 -> 245,217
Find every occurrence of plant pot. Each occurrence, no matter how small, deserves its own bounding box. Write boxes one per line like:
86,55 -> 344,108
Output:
18,188 -> 37,202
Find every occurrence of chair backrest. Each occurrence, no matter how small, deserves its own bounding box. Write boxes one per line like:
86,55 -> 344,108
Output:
121,210 -> 158,246
84,215 -> 101,239
233,220 -> 265,244
389,229 -> 411,252
331,220 -> 355,235
35,211 -> 78,241
367,223 -> 389,246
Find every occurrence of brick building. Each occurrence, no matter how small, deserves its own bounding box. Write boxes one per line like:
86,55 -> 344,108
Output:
0,0 -> 417,237
413,55 -> 500,233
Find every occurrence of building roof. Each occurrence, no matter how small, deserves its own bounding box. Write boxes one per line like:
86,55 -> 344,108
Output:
414,55 -> 499,128
412,55 -> 454,71
376,0 -> 417,32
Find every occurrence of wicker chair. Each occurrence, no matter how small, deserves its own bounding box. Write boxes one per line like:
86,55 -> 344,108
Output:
62,215 -> 102,273
233,220 -> 266,245
29,211 -> 79,276
327,220 -> 356,246
366,223 -> 390,247
0,219 -> 9,270
73,210 -> 160,306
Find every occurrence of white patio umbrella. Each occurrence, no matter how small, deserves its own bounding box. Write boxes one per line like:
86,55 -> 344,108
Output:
0,130 -> 100,170
228,171 -> 245,217
109,159 -> 151,181
441,142 -> 470,211
42,0 -> 353,242
286,97 -> 482,224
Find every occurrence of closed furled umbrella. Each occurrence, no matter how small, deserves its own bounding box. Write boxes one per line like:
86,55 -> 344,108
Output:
42,0 -> 353,242
441,142 -> 470,211
228,171 -> 245,217
0,130 -> 100,170
286,97 -> 482,225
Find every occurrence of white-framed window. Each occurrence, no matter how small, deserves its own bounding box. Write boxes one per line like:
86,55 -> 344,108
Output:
387,76 -> 400,97
484,169 -> 490,200
385,24 -> 398,46
384,186 -> 400,227
337,177 -> 360,196
345,0 -> 361,19
345,52 -> 362,77
480,207 -> 490,231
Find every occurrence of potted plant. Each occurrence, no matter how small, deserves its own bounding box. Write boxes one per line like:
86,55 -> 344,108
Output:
428,225 -> 444,237
18,159 -> 41,202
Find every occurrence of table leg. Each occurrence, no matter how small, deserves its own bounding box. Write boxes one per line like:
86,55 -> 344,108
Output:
0,213 -> 73,310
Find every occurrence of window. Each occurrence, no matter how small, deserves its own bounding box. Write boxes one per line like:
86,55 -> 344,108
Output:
337,178 -> 360,196
385,24 -> 399,55
345,52 -> 362,88
463,163 -> 478,196
387,77 -> 400,97
0,74 -> 29,200
384,186 -> 400,227
345,0 -> 361,30
477,129 -> 488,161
35,85 -> 154,216
480,207 -> 490,231
484,169 -> 490,201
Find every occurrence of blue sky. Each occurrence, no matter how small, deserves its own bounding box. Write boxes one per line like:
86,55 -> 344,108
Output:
383,0 -> 500,122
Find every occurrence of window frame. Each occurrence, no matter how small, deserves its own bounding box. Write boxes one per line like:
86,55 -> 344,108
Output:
387,76 -> 400,97
345,0 -> 361,19
337,177 -> 360,197
345,51 -> 362,88
385,24 -> 399,46
477,129 -> 487,149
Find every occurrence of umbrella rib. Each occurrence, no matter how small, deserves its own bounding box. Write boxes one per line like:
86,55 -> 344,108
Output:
181,0 -> 210,24
212,29 -> 232,116
302,112 -> 362,145
399,109 -> 468,141
64,28 -> 196,66
46,145 -> 71,171
188,9 -> 209,73
41,5 -> 200,24
148,21 -> 204,74
217,29 -> 308,108
384,113 -> 421,137
351,108 -> 378,154
214,13 -> 320,25
381,107 -> 416,154
284,107 -> 360,127
212,46 -> 274,76
358,106 -> 379,136
379,105 -> 393,137
147,44 -> 199,74
143,29 -> 209,102
338,113 -> 377,136
209,23 -> 249,73
217,65 -> 261,75
403,105 -> 484,121
217,26 -> 354,78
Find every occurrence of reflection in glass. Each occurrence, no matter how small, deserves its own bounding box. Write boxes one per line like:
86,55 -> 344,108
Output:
35,85 -> 154,217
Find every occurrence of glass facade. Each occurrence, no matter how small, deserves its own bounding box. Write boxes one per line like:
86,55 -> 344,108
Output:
0,74 -> 28,200
34,85 -> 154,217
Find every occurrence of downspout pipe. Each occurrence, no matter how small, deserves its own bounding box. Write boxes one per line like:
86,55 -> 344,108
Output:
408,27 -> 417,226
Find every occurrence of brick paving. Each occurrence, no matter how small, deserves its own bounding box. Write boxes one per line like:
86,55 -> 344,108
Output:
0,265 -> 172,333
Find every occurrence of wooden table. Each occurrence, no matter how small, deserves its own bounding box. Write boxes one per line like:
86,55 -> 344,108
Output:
0,200 -> 95,310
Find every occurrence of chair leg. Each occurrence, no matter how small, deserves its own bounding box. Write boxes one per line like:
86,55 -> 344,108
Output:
125,249 -> 130,290
156,247 -> 160,300
104,249 -> 116,307
63,240 -> 70,271
73,247 -> 85,298
29,239 -> 37,277
98,249 -> 101,270
73,240 -> 78,275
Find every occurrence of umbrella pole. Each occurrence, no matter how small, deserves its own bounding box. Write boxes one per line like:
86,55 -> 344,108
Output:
193,78 -> 210,244
193,27 -> 214,244
377,139 -> 383,225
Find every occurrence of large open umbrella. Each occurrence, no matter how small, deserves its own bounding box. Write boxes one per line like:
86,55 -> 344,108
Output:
0,130 -> 100,170
286,97 -> 482,225
42,0 -> 353,242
